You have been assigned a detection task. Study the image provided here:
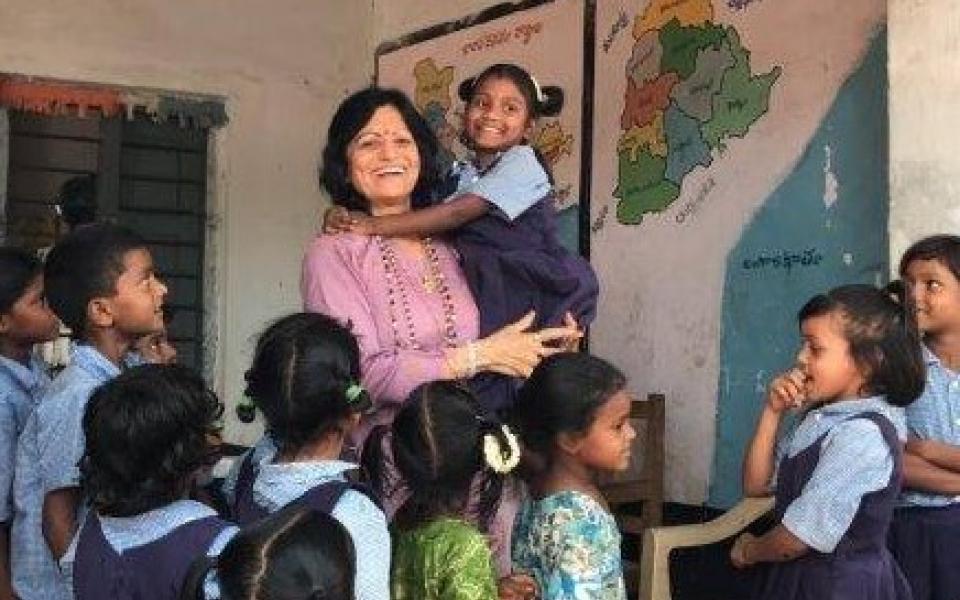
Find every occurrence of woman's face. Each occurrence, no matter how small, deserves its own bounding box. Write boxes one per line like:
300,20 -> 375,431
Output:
347,105 -> 421,215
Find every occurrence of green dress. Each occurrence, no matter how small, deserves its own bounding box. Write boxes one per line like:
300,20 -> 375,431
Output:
391,517 -> 499,599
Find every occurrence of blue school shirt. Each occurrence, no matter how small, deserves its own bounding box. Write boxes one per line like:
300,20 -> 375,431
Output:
452,145 -> 550,220
225,439 -> 390,600
900,346 -> 960,507
0,354 -> 50,524
773,396 -> 905,552
11,344 -> 120,600
61,499 -> 238,600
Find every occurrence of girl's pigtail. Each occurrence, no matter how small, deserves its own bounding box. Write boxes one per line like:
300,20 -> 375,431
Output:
458,77 -> 478,103
537,85 -> 564,117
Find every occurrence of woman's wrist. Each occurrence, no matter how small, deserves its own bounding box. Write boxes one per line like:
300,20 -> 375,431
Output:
444,342 -> 483,379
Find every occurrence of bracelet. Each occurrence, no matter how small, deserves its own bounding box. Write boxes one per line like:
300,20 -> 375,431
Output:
465,342 -> 479,379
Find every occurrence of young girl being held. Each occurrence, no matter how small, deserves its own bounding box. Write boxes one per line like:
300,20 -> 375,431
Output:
510,352 -> 635,600
221,312 -> 389,600
327,63 -> 597,340
0,248 -> 59,599
386,380 -> 536,600
889,234 -> 960,600
69,364 -> 236,600
733,284 -> 925,600
181,505 -> 356,600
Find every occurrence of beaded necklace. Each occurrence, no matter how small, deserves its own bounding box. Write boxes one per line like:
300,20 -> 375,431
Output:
376,236 -> 459,350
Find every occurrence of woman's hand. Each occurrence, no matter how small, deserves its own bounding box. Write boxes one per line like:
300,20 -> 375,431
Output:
466,312 -> 581,379
498,573 -> 538,600
558,312 -> 582,352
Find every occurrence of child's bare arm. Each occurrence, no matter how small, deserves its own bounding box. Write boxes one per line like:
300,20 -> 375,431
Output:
41,487 -> 80,559
0,524 -> 11,600
902,451 -> 960,495
353,194 -> 488,237
731,525 -> 809,568
906,438 -> 960,473
742,370 -> 805,496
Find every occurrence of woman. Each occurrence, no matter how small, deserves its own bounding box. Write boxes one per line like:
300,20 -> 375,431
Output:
301,87 -> 577,575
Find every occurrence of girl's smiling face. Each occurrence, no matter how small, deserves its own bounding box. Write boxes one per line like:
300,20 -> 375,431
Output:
463,76 -> 534,155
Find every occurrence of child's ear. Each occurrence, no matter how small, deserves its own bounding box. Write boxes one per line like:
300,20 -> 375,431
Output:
87,297 -> 115,329
556,430 -> 584,456
0,313 -> 10,334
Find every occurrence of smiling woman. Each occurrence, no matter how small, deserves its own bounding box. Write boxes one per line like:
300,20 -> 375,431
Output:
299,87 -> 576,575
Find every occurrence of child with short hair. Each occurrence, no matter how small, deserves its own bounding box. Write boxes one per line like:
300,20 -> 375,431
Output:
180,505 -> 356,600
222,312 -> 389,600
733,284 -> 925,600
69,364 -> 235,600
889,234 -> 960,600
386,380 -> 536,600
11,223 -> 167,599
0,248 -> 60,599
510,353 -> 634,599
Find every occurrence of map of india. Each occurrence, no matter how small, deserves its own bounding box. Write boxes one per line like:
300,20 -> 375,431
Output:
614,0 -> 781,224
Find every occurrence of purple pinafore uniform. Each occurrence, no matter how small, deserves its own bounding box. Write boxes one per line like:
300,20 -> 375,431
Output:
753,412 -> 913,600
229,451 -> 376,526
73,512 -> 231,600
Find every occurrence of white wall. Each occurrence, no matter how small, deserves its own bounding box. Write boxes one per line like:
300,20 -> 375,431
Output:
0,1 -> 374,444
889,0 -> 960,263
374,1 -> 503,46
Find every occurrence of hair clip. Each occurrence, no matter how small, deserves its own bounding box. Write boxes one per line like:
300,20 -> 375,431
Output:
482,424 -> 521,474
345,383 -> 365,405
528,74 -> 546,103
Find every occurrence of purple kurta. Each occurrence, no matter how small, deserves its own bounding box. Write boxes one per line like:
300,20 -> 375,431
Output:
302,232 -> 480,448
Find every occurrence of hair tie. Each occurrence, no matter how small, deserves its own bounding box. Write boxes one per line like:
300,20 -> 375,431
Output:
528,73 -> 546,103
236,393 -> 257,424
482,424 -> 521,474
345,383 -> 365,404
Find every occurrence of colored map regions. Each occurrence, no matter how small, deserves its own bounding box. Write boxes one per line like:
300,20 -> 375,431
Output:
614,0 -> 779,225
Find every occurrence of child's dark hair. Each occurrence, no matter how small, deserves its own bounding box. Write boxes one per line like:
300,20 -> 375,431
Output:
0,247 -> 42,314
512,352 -> 626,470
43,222 -> 147,337
458,63 -> 564,119
242,312 -> 370,451
180,505 -> 355,600
898,234 -> 960,282
80,364 -> 223,517
797,283 -> 925,407
376,381 -> 507,532
56,174 -> 97,229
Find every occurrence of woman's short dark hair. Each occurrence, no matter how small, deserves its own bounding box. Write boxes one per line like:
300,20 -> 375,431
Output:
320,87 -> 440,212
797,284 -> 925,407
511,353 -> 626,467
898,234 -> 960,282
181,506 -> 355,600
385,380 -> 504,533
244,312 -> 368,453
0,247 -> 42,314
80,364 -> 223,517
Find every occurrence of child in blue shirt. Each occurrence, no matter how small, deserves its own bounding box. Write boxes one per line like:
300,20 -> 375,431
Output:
11,224 -> 168,599
69,364 -> 236,600
0,248 -> 59,598
734,285 -> 925,600
889,234 -> 960,600
222,312 -> 390,600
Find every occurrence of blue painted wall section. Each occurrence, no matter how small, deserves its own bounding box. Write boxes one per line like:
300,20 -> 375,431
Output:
708,30 -> 888,508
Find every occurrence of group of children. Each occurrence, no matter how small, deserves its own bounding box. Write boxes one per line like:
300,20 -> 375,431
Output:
0,55 -> 957,600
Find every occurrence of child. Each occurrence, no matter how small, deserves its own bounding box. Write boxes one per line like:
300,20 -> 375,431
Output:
11,223 -> 167,600
889,234 -> 960,600
385,380 -> 536,600
222,312 -> 390,600
327,63 -> 597,340
509,352 -> 634,599
180,505 -> 356,600
0,248 -> 60,598
68,364 -> 235,599
732,284 -> 925,600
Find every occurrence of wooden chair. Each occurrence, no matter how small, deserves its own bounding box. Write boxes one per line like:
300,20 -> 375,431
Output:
639,496 -> 775,600
600,393 -> 666,595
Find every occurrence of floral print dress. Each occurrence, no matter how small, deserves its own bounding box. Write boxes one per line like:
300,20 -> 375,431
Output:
512,490 -> 626,600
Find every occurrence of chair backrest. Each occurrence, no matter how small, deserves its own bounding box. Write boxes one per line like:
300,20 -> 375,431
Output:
601,392 -> 666,533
